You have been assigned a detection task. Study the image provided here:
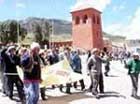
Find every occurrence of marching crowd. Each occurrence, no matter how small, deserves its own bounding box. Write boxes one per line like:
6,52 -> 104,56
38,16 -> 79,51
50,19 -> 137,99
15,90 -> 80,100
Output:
0,42 -> 140,104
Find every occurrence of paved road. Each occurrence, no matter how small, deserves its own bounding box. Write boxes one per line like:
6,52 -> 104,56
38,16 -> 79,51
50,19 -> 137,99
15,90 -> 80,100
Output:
0,60 -> 140,104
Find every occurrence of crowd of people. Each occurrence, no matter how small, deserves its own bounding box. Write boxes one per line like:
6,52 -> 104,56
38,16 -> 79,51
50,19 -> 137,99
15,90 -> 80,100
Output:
0,42 -> 140,104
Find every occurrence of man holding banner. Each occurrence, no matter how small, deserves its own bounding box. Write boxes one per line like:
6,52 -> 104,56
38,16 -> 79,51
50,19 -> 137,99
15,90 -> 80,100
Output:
21,42 -> 41,104
71,50 -> 85,90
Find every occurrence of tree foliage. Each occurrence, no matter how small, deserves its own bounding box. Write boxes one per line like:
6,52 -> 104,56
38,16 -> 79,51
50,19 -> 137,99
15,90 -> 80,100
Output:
0,20 -> 27,43
34,22 -> 42,42
0,18 -> 51,44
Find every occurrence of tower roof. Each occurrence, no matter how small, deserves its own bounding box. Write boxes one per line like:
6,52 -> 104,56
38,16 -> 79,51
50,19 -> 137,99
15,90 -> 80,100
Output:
71,8 -> 101,14
71,3 -> 101,13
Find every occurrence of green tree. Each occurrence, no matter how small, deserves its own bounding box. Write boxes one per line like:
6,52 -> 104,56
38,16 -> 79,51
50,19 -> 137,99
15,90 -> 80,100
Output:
0,20 -> 27,43
20,27 -> 27,41
9,20 -> 18,42
41,21 -> 50,41
0,21 -> 10,43
33,22 -> 42,42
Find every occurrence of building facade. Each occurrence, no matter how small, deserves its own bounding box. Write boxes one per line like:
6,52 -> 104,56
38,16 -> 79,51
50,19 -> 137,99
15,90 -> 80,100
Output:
126,39 -> 140,53
71,8 -> 103,50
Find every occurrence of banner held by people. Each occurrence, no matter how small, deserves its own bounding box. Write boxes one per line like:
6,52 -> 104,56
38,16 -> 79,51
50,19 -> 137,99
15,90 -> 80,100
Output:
17,59 -> 84,87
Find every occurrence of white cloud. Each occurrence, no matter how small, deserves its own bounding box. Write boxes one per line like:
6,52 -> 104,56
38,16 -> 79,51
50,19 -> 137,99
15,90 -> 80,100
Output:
113,5 -> 125,12
16,2 -> 26,8
104,23 -> 124,35
126,15 -> 132,21
104,7 -> 140,39
71,0 -> 112,12
112,2 -> 125,12
127,8 -> 140,35
0,0 -> 4,5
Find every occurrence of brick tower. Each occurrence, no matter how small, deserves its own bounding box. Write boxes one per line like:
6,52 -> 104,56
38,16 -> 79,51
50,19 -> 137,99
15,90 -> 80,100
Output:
71,8 -> 103,50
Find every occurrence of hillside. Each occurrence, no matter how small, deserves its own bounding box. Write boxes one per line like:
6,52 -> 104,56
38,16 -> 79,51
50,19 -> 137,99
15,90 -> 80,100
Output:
0,17 -> 125,43
19,17 -> 72,36
103,32 -> 126,42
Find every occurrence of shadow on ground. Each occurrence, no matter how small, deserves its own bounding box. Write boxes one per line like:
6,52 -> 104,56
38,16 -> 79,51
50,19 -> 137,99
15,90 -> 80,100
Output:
38,91 -> 126,104
107,75 -> 119,77
99,91 -> 126,99
38,92 -> 93,104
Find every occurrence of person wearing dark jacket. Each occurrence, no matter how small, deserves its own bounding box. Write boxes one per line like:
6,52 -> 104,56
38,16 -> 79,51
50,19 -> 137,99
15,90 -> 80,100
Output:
21,42 -> 41,104
0,47 -> 8,96
71,50 -> 85,90
2,46 -> 25,102
47,49 -> 59,65
103,53 -> 111,76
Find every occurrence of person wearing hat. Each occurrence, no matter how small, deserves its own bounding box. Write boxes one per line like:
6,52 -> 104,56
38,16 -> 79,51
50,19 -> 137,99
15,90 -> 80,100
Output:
126,52 -> 140,99
2,45 -> 25,102
87,48 -> 105,98
21,42 -> 41,104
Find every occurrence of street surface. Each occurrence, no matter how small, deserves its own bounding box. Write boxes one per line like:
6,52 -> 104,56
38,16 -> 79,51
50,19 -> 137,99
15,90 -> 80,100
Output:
0,60 -> 140,104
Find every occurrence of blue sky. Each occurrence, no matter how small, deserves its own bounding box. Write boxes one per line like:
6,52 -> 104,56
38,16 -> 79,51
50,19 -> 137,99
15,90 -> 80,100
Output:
0,0 -> 75,21
0,0 -> 140,37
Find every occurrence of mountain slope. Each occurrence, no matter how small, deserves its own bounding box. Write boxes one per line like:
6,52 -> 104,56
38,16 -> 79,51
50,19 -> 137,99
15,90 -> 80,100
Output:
0,17 -> 125,42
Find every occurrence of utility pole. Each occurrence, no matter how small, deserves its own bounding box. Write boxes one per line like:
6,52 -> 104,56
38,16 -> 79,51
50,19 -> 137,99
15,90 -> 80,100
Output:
51,19 -> 54,48
17,21 -> 20,43
49,19 -> 54,49
16,0 -> 19,44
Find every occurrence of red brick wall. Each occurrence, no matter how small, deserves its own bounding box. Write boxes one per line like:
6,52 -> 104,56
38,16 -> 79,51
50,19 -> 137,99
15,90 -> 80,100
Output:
71,8 -> 103,50
50,41 -> 72,48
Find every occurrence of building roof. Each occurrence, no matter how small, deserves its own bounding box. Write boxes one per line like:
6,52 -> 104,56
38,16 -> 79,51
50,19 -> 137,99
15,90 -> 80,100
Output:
126,35 -> 140,40
103,37 -> 110,41
112,42 -> 125,48
71,3 -> 101,13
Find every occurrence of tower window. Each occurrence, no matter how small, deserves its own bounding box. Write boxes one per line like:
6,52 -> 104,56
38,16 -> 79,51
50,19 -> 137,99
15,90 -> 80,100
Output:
83,15 -> 88,24
75,16 -> 80,25
93,14 -> 96,24
97,16 -> 100,24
